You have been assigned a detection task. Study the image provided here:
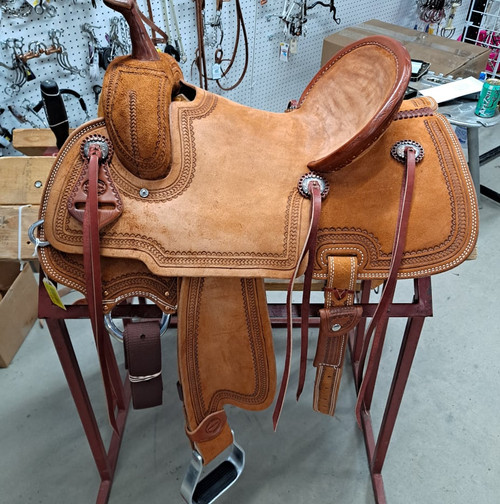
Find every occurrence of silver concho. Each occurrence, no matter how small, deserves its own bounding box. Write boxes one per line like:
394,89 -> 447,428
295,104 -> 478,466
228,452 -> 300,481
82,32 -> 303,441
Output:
81,134 -> 112,161
298,172 -> 330,199
390,140 -> 424,164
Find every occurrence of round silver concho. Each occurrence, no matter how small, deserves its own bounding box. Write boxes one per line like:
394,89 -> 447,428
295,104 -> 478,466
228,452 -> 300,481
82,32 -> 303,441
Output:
390,140 -> 424,164
298,172 -> 330,200
81,134 -> 112,161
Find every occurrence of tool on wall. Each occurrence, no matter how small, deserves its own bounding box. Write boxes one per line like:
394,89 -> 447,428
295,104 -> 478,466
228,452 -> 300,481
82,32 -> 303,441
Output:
162,0 -> 187,63
279,0 -> 340,38
440,1 -> 462,38
81,23 -> 103,79
0,0 -> 33,17
35,79 -> 69,149
48,29 -> 85,75
415,0 -> 462,33
8,103 -> 41,126
192,0 -> 248,91
0,38 -> 35,94
33,0 -> 57,17
0,108 -> 13,150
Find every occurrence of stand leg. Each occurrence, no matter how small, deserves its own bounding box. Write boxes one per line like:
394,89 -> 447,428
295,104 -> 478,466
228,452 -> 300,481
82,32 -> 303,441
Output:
349,277 -> 431,504
46,317 -> 131,504
372,315 -> 425,474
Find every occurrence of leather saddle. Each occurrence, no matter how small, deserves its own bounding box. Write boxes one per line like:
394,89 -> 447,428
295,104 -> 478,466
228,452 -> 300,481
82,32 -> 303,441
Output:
33,1 -> 478,502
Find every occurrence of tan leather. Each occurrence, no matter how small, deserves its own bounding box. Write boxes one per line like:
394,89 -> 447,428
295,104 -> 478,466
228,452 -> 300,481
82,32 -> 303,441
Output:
313,256 -> 362,416
99,53 -> 183,180
39,35 -> 412,284
313,104 -> 478,281
39,97 -> 478,301
36,11 -> 479,469
177,277 -> 276,464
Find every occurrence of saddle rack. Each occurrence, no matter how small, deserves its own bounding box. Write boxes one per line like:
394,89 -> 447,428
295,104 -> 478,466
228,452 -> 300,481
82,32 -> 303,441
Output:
38,271 -> 433,504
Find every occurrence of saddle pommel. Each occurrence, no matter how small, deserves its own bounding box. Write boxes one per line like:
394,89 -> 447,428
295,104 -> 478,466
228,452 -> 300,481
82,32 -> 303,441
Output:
100,0 -> 183,179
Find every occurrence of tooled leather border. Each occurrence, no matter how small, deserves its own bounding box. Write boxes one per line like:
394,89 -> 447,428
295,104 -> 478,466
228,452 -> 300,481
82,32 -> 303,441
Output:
313,114 -> 478,280
185,278 -> 272,424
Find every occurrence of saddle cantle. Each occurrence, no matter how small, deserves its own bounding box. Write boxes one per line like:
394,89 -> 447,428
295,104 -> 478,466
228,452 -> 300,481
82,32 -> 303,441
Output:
33,1 -> 478,502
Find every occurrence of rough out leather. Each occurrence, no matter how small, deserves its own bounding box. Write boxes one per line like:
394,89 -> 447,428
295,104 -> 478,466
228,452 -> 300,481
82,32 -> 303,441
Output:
35,3 -> 478,479
38,96 -> 478,305
39,35 -> 415,286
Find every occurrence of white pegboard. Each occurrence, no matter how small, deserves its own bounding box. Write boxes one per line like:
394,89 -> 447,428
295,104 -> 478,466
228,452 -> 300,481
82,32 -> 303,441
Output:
0,0 -> 474,157
462,0 -> 500,78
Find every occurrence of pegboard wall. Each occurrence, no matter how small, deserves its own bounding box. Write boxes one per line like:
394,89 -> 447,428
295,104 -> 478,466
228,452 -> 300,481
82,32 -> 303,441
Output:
0,0 -> 474,156
462,0 -> 500,79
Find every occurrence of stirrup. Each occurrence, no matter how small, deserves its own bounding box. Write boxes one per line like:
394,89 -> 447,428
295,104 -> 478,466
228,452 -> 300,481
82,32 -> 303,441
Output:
180,435 -> 245,504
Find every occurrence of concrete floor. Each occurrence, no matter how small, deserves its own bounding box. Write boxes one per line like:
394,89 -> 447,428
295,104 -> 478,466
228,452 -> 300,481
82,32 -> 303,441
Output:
1,124 -> 499,504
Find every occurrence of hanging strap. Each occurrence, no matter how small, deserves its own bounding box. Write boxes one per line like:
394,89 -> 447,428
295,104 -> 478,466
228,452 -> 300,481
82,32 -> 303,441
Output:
141,1 -> 170,44
312,256 -> 362,415
82,146 -> 125,433
272,179 -> 323,429
355,147 -> 417,426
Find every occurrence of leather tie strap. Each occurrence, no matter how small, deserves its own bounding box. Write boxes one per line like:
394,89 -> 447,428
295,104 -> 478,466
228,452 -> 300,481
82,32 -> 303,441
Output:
82,147 -> 125,433
355,147 -> 417,426
296,180 -> 324,400
124,319 -> 163,409
273,180 -> 323,429
312,256 -> 361,415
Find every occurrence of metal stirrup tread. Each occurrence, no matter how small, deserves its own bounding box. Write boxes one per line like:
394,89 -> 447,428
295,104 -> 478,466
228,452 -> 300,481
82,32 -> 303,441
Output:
180,436 -> 245,504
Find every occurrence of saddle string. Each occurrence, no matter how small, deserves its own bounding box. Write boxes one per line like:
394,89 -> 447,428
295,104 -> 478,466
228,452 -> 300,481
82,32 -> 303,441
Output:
272,180 -> 323,430
82,145 -> 126,434
354,147 -> 417,427
296,180 -> 323,400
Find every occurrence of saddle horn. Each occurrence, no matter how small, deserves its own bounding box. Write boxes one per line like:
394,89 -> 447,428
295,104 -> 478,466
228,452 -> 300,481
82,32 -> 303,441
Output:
99,0 -> 183,179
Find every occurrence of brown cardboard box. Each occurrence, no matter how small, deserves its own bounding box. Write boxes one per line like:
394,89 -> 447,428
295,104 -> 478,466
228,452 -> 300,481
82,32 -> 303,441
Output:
322,20 -> 490,79
0,262 -> 38,367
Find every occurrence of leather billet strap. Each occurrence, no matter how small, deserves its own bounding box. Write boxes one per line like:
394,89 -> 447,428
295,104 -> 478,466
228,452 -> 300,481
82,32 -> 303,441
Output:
313,256 -> 362,415
355,147 -> 417,425
82,145 -> 126,433
124,319 -> 163,409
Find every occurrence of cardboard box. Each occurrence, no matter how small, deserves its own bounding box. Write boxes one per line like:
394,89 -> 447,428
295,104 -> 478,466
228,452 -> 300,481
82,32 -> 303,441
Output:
322,20 -> 490,79
0,262 -> 38,367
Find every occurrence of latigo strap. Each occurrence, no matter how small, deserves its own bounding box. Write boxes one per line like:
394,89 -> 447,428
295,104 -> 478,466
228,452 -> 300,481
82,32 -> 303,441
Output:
124,319 -> 163,409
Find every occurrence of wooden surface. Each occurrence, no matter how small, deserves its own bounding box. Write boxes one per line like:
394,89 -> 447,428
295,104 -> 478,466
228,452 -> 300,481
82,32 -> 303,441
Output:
0,156 -> 53,205
12,128 -> 71,156
0,156 -> 52,260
